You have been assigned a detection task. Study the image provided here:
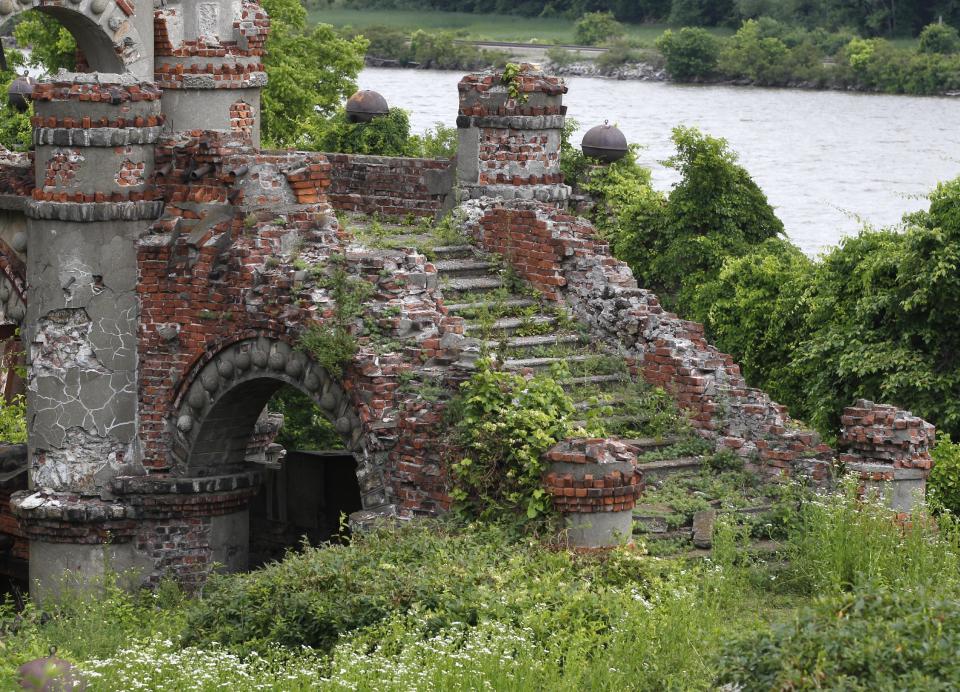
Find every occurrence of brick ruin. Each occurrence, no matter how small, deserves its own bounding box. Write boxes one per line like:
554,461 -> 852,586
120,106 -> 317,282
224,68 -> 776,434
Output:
0,1 -> 936,592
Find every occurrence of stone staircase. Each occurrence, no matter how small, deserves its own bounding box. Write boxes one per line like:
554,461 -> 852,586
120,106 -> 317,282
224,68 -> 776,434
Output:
344,212 -> 759,553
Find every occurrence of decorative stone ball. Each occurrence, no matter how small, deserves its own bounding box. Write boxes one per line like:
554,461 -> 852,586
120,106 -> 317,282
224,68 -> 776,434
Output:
581,121 -> 628,163
18,648 -> 86,691
7,76 -> 33,113
345,90 -> 389,123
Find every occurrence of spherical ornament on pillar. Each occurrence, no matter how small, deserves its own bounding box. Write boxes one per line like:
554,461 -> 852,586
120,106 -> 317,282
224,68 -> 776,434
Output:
581,121 -> 628,163
8,75 -> 33,112
345,90 -> 389,123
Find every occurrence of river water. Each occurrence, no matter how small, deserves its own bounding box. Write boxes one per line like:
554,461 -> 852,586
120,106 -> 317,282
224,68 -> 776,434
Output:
357,67 -> 960,256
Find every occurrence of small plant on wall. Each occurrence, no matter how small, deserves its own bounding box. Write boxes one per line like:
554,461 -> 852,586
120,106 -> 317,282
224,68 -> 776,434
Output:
298,255 -> 373,378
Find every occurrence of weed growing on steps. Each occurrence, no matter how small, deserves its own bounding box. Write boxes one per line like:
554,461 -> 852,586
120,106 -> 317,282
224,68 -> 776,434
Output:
298,255 -> 374,377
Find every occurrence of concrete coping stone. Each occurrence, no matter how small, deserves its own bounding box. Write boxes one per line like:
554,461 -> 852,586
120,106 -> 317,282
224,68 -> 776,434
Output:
26,200 -> 165,222
110,470 -> 263,496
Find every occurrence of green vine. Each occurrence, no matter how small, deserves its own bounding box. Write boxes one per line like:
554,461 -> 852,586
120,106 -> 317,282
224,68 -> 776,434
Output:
447,359 -> 574,524
500,63 -> 529,103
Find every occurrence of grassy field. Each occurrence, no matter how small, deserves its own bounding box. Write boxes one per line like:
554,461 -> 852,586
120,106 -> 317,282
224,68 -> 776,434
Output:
305,7 -> 730,46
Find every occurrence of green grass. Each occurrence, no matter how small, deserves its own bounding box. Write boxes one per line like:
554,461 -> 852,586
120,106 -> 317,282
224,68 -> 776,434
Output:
307,8 -> 727,46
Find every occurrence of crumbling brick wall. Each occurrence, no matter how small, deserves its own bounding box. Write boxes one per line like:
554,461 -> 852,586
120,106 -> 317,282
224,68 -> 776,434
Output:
323,154 -> 454,218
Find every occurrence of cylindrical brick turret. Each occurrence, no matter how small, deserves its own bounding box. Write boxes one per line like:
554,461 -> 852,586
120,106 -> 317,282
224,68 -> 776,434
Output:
839,399 -> 935,511
543,438 -> 642,547
456,64 -> 569,204
154,0 -> 269,145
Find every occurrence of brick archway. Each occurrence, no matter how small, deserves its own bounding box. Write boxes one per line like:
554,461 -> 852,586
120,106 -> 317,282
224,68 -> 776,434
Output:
0,0 -> 149,77
170,336 -> 375,498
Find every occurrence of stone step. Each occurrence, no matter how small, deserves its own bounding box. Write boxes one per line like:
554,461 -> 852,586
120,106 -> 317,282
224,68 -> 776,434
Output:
484,333 -> 581,353
561,374 -> 630,388
503,353 -> 596,371
570,414 -> 648,429
619,435 -> 686,452
430,244 -> 476,259
635,456 -> 703,480
445,297 -> 538,315
441,276 -> 504,297
434,259 -> 496,279
464,315 -> 558,337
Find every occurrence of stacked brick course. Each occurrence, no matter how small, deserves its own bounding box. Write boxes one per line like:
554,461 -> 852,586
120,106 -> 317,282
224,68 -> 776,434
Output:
324,154 -> 454,218
544,438 -> 643,514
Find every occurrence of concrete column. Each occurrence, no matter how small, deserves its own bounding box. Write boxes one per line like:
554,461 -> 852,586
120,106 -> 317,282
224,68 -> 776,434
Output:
16,74 -> 163,595
456,64 -> 570,204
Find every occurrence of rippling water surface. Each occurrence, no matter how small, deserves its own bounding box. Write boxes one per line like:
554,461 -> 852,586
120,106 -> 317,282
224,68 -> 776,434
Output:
358,67 -> 960,255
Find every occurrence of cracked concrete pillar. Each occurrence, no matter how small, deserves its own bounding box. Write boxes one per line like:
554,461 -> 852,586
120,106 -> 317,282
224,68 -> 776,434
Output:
155,0 -> 269,146
18,74 -> 163,594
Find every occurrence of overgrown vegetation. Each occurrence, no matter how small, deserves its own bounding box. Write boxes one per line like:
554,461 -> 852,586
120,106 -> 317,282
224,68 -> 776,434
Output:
447,359 -> 575,523
297,257 -> 374,378
7,486 -> 960,688
581,124 -> 960,441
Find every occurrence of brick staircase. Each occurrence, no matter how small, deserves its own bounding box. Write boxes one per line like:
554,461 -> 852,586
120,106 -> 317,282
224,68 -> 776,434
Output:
343,212 -> 732,548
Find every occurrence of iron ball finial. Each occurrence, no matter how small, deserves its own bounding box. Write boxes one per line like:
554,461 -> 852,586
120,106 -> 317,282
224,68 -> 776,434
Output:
581,121 -> 629,163
345,90 -> 389,123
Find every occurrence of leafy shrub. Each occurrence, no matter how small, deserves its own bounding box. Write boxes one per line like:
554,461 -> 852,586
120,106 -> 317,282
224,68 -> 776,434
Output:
545,46 -> 580,66
718,584 -> 960,690
718,18 -> 818,84
269,387 -> 344,450
919,22 -> 960,54
313,107 -> 416,156
448,359 -> 574,521
297,258 -> 373,377
410,121 -> 458,159
929,433 -> 960,514
0,394 -> 26,443
573,12 -> 624,46
655,27 -> 721,80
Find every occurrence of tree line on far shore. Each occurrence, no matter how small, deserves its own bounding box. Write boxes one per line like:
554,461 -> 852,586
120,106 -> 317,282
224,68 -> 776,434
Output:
308,0 -> 960,39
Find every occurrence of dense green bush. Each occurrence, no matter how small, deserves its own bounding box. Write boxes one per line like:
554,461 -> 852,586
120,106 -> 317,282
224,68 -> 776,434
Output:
312,107 -> 416,156
269,387 -> 344,451
656,27 -> 721,79
928,434 -> 960,514
718,583 -> 960,690
573,11 -> 624,46
718,19 -> 821,84
0,394 -> 27,443
448,359 -> 574,521
919,21 -> 960,54
595,126 -> 782,310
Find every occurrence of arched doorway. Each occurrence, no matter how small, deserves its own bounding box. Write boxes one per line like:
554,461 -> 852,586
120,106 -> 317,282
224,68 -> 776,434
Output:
172,337 -> 372,570
0,1 -> 150,77
248,386 -> 362,567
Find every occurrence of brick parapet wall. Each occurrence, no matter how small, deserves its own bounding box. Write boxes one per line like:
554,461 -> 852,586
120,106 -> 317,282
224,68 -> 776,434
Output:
322,153 -> 454,218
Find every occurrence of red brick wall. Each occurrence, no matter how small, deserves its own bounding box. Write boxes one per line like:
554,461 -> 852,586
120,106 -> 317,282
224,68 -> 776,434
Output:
324,153 -> 453,218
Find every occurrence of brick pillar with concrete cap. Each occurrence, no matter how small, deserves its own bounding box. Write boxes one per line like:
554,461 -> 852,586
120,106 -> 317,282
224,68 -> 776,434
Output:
154,0 -> 269,145
839,399 -> 935,510
456,64 -> 570,205
543,438 -> 643,547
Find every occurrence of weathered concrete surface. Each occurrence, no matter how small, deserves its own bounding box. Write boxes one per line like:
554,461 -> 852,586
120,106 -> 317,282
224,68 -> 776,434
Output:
25,218 -> 143,495
29,540 -> 154,599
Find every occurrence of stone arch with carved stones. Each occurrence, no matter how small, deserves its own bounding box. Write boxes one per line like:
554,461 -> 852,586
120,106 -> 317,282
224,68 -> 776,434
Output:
170,335 -> 384,509
0,0 -> 150,77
